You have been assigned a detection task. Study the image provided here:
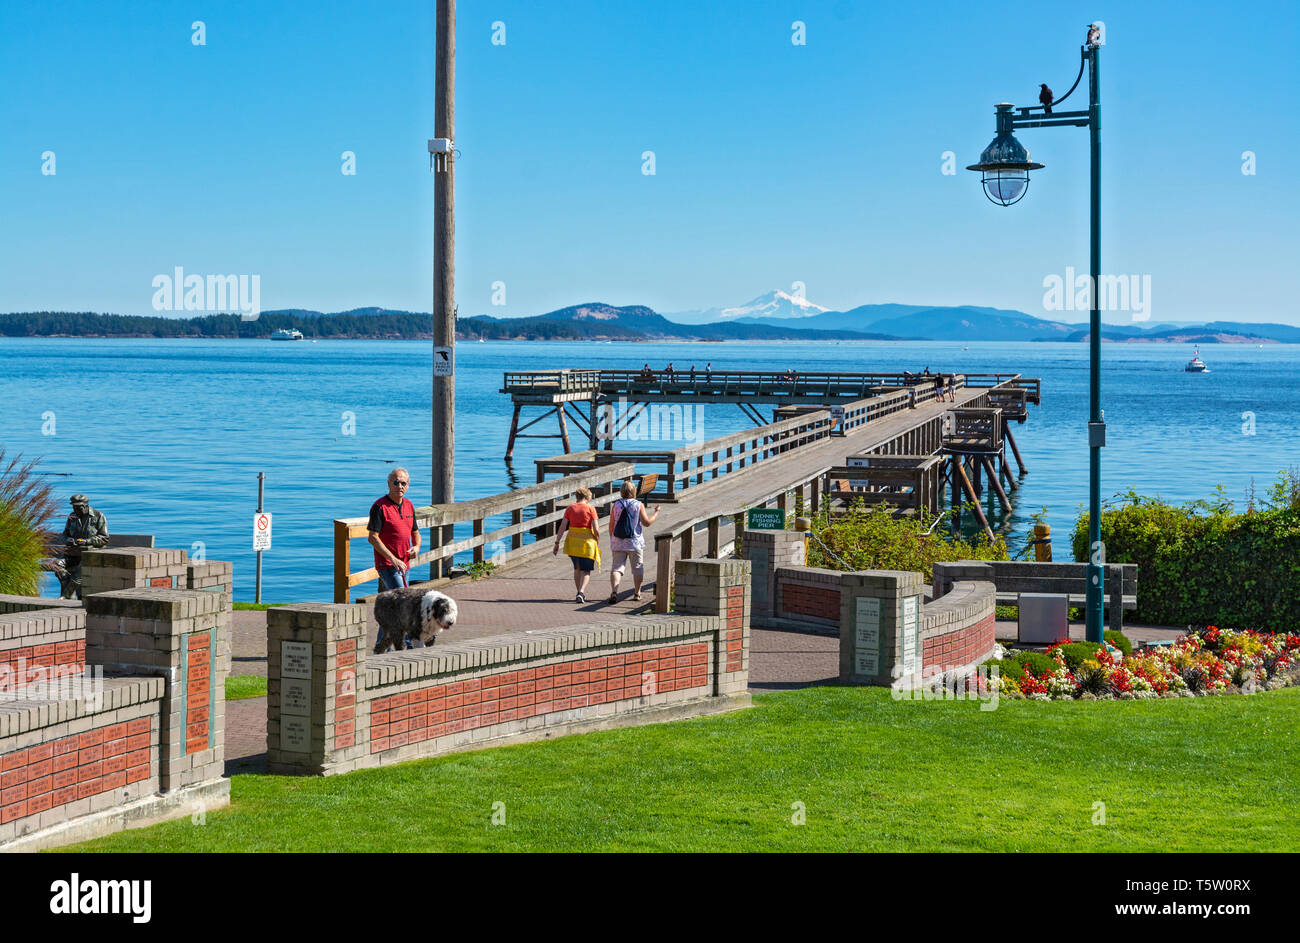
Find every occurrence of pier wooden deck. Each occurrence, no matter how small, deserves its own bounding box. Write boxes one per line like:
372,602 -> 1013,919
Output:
398,384 -> 999,635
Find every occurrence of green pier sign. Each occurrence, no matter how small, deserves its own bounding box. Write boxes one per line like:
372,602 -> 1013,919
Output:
746,508 -> 786,530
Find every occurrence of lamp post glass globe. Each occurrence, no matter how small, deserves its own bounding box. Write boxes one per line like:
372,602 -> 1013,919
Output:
981,169 -> 1029,206
967,112 -> 1044,207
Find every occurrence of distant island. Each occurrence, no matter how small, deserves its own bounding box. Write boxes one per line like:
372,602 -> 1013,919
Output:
3,292 -> 1296,343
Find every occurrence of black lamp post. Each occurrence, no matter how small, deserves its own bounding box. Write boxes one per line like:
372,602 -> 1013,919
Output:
968,29 -> 1106,643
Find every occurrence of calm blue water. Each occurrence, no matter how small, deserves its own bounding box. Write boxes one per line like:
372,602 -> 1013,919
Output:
3,338 -> 1297,601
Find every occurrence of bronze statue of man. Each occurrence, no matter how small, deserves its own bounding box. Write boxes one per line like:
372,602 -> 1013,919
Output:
59,494 -> 109,599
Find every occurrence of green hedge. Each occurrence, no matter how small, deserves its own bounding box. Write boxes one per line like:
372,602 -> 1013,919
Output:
806,503 -> 1007,582
1072,478 -> 1300,632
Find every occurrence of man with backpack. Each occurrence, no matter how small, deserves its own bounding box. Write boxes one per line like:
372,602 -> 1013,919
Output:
606,479 -> 660,604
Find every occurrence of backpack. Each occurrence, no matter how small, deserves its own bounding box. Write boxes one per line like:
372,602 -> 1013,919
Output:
613,499 -> 637,539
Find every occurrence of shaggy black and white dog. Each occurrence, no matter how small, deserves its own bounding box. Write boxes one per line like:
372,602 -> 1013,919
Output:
373,587 -> 459,654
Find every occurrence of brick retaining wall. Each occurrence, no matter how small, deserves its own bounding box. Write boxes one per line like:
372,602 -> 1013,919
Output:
0,607 -> 86,686
0,557 -> 233,850
773,567 -> 841,629
919,580 -> 997,673
267,559 -> 752,776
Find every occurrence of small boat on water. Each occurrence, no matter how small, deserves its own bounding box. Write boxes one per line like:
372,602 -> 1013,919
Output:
271,328 -> 304,341
1185,348 -> 1209,373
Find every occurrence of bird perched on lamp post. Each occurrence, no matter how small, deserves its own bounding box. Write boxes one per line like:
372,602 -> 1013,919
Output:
1087,23 -> 1101,46
1039,83 -> 1054,114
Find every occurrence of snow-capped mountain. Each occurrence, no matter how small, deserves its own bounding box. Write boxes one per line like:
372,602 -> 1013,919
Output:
664,289 -> 830,325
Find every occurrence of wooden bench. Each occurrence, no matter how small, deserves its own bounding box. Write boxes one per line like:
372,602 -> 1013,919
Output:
933,560 -> 1138,634
107,534 -> 155,548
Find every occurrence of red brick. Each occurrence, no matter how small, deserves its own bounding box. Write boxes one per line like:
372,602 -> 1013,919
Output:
126,764 -> 149,784
127,717 -> 150,735
102,771 -> 126,791
53,785 -> 78,807
77,780 -> 99,799
77,729 -> 104,749
1,800 -> 28,823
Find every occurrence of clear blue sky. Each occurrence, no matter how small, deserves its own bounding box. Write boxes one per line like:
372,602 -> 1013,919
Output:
1,0 -> 1296,323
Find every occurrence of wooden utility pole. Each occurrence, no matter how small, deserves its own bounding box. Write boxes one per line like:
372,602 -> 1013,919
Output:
431,0 -> 456,571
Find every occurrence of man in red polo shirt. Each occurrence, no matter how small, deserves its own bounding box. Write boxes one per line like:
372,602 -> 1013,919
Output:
368,467 -> 421,597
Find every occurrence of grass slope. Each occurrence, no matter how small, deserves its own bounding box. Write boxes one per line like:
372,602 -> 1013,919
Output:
64,686 -> 1300,853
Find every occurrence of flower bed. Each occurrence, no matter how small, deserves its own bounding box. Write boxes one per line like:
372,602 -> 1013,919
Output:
987,627 -> 1300,701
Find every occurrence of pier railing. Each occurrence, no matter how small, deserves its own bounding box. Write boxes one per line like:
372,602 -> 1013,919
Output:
502,370 -> 603,394
651,464 -> 835,613
534,378 -> 965,501
536,408 -> 834,502
332,462 -> 636,602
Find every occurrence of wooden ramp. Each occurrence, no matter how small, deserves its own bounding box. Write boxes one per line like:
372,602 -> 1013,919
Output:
435,386 -> 991,635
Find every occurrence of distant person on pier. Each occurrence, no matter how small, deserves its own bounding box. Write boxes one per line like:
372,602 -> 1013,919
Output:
705,362 -> 712,381
553,487 -> 601,604
689,365 -> 696,384
946,374 -> 957,402
640,363 -> 654,381
606,479 -> 660,605
933,373 -> 945,401
664,363 -> 675,381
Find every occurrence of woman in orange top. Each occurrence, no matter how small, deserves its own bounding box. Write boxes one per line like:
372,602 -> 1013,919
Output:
553,487 -> 601,603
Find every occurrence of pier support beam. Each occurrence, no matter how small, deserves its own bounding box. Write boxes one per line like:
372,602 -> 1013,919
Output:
953,459 -> 994,541
1005,426 -> 1028,476
999,450 -> 1017,491
505,404 -> 522,461
982,455 -> 1011,510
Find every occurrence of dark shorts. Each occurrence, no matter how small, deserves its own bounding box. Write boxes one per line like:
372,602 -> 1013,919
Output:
568,556 -> 594,572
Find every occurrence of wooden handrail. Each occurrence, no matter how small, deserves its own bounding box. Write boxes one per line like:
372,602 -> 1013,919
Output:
333,461 -> 636,602
652,464 -> 834,613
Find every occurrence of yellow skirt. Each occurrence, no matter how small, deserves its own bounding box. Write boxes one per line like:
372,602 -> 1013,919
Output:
563,526 -> 601,572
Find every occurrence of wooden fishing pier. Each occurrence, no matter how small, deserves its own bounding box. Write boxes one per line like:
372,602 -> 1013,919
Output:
333,369 -> 1041,618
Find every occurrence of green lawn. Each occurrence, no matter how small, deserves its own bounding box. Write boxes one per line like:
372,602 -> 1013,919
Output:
64,686 -> 1300,852
224,676 -> 268,701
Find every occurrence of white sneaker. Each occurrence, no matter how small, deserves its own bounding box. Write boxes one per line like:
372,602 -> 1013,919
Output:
576,592 -> 586,603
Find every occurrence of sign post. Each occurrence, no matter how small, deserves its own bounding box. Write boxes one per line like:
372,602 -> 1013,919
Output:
253,473 -> 271,604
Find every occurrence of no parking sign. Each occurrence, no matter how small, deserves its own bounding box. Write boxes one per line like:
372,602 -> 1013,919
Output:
253,512 -> 273,551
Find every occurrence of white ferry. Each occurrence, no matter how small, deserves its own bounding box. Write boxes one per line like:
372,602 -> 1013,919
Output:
271,328 -> 304,341
1184,348 -> 1209,373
